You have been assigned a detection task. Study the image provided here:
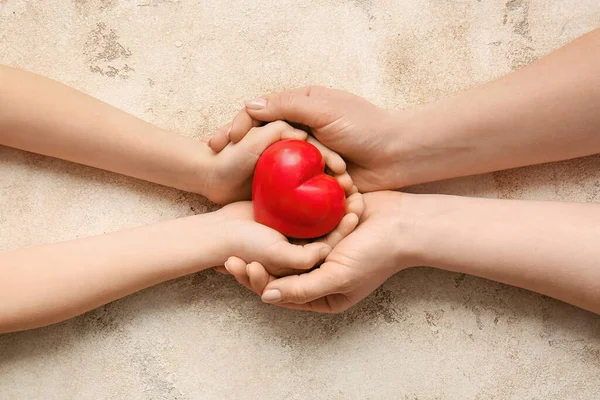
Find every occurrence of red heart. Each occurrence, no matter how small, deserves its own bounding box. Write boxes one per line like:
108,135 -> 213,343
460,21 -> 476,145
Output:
252,139 -> 346,239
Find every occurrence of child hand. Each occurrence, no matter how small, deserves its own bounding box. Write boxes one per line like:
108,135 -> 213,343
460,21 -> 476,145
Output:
203,121 -> 355,204
213,195 -> 363,276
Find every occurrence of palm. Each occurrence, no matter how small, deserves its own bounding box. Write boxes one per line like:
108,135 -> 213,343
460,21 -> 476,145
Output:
314,119 -> 391,192
287,88 -> 399,192
267,192 -> 408,313
309,209 -> 400,312
312,90 -> 388,162
218,196 -> 365,278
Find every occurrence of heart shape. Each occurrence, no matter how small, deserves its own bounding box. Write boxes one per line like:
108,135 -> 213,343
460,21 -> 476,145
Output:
252,139 -> 346,239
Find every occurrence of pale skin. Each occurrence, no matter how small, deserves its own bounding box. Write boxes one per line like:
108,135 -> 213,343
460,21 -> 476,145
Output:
217,28 -> 600,314
0,67 -> 363,333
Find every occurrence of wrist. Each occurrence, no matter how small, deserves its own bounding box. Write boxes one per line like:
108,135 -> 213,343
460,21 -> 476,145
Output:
398,193 -> 472,270
168,212 -> 231,273
386,100 -> 467,188
362,191 -> 431,271
168,135 -> 214,195
377,108 -> 430,189
384,192 -> 453,269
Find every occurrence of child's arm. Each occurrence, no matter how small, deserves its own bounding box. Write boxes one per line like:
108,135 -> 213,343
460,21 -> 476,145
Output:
0,200 -> 360,333
0,66 -> 207,194
0,67 -> 342,203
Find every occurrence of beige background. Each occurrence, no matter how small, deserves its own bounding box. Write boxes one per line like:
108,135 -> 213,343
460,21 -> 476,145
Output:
1,0 -> 600,398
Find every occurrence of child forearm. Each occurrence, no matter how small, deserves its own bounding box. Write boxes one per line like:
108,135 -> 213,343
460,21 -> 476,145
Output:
0,213 -> 226,333
0,66 -> 209,193
413,195 -> 600,314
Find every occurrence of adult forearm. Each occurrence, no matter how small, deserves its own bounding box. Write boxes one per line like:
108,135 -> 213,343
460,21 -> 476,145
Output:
0,66 -> 208,192
0,213 -> 225,333
393,28 -> 600,187
410,195 -> 600,314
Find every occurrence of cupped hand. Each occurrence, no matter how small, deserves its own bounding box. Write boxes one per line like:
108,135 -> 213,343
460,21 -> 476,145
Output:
223,191 -> 423,313
213,190 -> 364,277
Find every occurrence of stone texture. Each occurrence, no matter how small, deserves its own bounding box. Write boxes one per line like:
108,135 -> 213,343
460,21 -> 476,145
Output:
1,1 -> 600,399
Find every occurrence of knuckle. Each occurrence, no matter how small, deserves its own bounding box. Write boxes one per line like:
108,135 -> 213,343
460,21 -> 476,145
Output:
279,92 -> 296,109
290,278 -> 308,303
299,252 -> 316,269
271,120 -> 290,131
246,125 -> 260,136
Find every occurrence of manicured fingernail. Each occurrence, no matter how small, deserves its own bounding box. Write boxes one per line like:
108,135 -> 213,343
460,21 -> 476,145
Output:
226,125 -> 232,139
244,98 -> 267,110
224,262 -> 231,273
262,289 -> 281,303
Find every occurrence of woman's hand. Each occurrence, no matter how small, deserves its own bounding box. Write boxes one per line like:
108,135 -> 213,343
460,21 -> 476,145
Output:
207,86 -> 405,192
213,194 -> 364,277
222,191 -> 418,312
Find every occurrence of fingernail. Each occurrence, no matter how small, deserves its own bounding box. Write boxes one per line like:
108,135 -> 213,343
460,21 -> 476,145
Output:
261,289 -> 282,303
226,125 -> 232,139
224,262 -> 231,273
244,98 -> 267,110
207,137 -> 213,148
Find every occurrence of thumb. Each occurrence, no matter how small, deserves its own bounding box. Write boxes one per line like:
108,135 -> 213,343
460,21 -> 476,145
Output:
264,241 -> 330,276
260,261 -> 346,305
243,86 -> 334,129
237,120 -> 307,157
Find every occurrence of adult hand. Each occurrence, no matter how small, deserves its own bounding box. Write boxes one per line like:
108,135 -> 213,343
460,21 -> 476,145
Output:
223,191 -> 421,312
208,86 -> 405,192
214,194 -> 364,277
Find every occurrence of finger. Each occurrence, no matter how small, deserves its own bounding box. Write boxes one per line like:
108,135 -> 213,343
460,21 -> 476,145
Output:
214,266 -> 229,274
307,137 -> 346,175
345,192 -> 365,220
247,261 -> 275,295
225,256 -> 247,275
319,212 -> 359,248
260,261 -> 345,305
207,123 -> 232,153
229,108 -> 262,144
334,171 -> 354,194
324,167 -> 353,195
314,192 -> 363,248
242,86 -> 334,129
237,121 -> 308,157
225,256 -> 252,290
265,241 -> 330,275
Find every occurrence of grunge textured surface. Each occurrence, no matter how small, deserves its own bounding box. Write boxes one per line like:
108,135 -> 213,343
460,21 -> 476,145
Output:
1,1 -> 600,399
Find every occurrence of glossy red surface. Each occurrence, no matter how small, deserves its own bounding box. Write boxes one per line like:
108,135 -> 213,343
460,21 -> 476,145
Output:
252,140 -> 346,238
